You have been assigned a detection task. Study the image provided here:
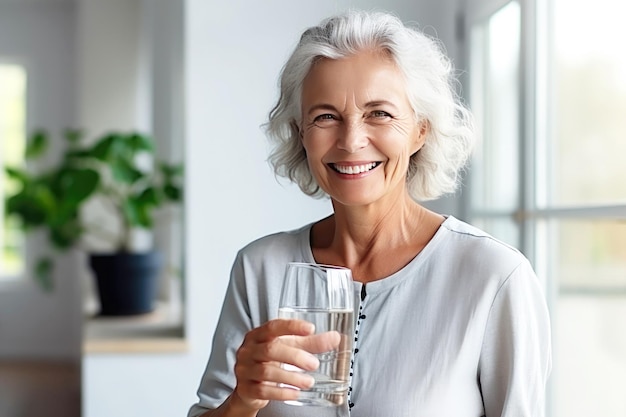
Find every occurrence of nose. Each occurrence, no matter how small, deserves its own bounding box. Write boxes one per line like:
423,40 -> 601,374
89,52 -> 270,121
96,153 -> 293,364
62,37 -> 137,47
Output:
337,119 -> 369,153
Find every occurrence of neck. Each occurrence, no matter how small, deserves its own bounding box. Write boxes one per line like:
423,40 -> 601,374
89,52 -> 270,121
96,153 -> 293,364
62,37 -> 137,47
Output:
311,191 -> 443,279
332,194 -> 424,246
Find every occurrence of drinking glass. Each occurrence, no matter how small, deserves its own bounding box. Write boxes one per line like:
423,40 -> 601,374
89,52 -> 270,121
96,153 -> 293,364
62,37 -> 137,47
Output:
278,262 -> 354,407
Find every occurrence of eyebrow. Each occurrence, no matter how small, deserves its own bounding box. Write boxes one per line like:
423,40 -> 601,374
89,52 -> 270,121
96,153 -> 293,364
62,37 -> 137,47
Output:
305,100 -> 400,116
306,104 -> 337,116
364,100 -> 398,109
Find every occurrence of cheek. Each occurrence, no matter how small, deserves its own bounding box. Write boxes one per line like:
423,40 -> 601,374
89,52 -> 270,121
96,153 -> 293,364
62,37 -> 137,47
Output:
302,130 -> 334,157
378,131 -> 416,159
301,140 -> 326,174
400,132 -> 424,157
301,136 -> 315,157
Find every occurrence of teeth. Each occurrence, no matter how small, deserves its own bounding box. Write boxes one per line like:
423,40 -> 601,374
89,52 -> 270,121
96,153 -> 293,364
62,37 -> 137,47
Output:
333,162 -> 378,174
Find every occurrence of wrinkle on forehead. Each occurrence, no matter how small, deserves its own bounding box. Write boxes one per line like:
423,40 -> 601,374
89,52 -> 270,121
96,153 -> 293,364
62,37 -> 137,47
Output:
301,50 -> 410,117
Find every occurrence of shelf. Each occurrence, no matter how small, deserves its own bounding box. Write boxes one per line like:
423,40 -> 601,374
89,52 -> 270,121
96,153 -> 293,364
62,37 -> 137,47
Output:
83,301 -> 186,354
83,337 -> 187,354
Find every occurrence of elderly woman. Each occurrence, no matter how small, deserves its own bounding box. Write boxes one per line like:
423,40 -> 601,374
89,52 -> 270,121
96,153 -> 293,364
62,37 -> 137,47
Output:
188,10 -> 551,417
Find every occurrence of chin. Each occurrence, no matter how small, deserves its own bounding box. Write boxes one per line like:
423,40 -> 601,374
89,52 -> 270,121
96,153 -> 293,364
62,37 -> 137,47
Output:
330,191 -> 383,208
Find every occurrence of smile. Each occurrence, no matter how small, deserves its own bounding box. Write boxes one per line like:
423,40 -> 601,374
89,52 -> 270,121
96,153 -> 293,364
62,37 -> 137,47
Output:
330,162 -> 381,175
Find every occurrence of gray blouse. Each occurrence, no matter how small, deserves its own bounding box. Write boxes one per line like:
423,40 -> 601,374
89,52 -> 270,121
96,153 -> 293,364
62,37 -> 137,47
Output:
188,216 -> 552,417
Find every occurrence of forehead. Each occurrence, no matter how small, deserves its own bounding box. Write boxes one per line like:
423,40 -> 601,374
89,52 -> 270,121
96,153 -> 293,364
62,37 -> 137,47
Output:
301,50 -> 409,105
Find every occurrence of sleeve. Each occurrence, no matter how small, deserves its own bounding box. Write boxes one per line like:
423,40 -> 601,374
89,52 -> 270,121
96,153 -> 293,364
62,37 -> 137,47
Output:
479,259 -> 552,417
188,251 -> 254,417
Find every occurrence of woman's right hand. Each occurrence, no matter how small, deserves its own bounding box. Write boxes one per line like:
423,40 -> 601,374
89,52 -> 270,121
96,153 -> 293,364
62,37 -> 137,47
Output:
230,318 -> 340,413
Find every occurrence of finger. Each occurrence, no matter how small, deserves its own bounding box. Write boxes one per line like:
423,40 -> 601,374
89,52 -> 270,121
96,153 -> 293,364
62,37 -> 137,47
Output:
248,362 -> 315,390
247,319 -> 315,343
236,380 -> 304,404
235,362 -> 314,405
247,339 -> 320,371
263,332 -> 342,370
292,331 -> 341,354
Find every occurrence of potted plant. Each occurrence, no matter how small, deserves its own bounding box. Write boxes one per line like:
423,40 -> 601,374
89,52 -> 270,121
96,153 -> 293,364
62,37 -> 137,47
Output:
4,129 -> 183,315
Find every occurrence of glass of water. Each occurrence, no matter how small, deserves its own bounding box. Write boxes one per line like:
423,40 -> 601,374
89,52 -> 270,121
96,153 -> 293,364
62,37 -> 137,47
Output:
278,262 -> 354,407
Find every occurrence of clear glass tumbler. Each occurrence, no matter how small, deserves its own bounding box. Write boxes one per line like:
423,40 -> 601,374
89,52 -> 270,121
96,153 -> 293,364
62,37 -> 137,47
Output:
278,262 -> 354,407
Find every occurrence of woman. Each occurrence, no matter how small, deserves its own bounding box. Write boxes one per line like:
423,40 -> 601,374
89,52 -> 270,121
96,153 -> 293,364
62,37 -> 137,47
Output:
188,10 -> 551,417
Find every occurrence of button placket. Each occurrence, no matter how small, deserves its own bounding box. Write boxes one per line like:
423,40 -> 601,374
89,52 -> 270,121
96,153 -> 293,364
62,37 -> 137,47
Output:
348,284 -> 367,412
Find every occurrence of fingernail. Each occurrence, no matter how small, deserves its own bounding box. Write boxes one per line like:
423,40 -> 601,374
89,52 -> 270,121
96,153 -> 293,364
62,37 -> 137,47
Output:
304,322 -> 315,334
305,354 -> 320,370
304,375 -> 315,388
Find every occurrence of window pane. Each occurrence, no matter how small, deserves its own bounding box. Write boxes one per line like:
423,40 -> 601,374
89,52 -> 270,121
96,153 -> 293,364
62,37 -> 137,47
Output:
555,296 -> 626,417
470,2 -> 521,210
550,218 -> 626,416
0,64 -> 27,278
548,0 -> 626,206
553,219 -> 626,290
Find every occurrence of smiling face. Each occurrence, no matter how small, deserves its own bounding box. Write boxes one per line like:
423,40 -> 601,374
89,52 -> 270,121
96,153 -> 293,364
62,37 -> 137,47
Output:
300,50 -> 427,208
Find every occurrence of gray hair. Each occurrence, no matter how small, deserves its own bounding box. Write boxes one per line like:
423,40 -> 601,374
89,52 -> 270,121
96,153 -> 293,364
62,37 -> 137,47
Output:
266,10 -> 474,201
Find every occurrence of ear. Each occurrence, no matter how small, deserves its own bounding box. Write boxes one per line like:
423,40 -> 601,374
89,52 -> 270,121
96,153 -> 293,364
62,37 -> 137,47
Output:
410,119 -> 430,154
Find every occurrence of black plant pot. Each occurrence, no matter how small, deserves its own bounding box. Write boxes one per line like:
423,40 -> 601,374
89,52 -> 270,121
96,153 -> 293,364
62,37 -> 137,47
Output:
89,251 -> 162,316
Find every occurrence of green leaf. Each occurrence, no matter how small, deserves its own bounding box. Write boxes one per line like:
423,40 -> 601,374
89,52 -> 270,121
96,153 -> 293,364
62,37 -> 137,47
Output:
5,185 -> 55,227
127,133 -> 154,152
88,134 -> 116,160
163,184 -> 182,201
35,258 -> 54,292
4,167 -> 29,184
137,187 -> 160,205
6,194 -> 46,226
159,162 -> 184,179
49,220 -> 82,248
111,158 -> 143,184
122,199 -> 140,226
64,129 -> 83,145
64,149 -> 91,161
25,130 -> 48,159
122,188 -> 160,229
55,168 -> 100,205
123,198 -> 152,228
33,183 -> 58,218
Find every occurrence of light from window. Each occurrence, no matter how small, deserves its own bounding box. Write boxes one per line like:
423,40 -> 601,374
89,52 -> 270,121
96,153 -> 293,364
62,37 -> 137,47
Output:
0,63 -> 27,279
551,220 -> 626,417
469,2 -> 521,212
556,220 -> 626,291
548,0 -> 626,206
547,2 -> 626,415
469,1 -> 521,246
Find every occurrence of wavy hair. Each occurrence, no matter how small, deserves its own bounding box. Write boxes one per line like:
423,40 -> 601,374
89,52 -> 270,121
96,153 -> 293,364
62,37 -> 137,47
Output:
266,10 -> 474,201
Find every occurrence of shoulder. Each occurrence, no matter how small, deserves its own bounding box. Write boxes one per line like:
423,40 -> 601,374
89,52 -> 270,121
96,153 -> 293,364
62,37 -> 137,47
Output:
225,223 -> 314,324
232,223 -> 314,282
433,216 -> 536,291
236,223 -> 312,264
439,216 -> 527,267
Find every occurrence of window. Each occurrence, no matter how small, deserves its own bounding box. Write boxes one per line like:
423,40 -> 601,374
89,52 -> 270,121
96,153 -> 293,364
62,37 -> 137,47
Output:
0,63 -> 27,280
468,0 -> 626,416
469,1 -> 522,248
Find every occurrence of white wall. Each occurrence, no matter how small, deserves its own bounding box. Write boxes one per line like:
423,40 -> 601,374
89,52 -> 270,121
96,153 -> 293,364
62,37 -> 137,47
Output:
75,0 -> 143,135
82,1 -> 464,416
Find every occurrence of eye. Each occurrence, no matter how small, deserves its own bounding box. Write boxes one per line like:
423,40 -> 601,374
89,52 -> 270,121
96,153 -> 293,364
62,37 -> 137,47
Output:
314,113 -> 337,122
370,110 -> 392,119
312,113 -> 340,127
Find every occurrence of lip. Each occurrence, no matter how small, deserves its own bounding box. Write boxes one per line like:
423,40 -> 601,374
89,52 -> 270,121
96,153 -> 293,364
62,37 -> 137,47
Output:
328,161 -> 382,177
